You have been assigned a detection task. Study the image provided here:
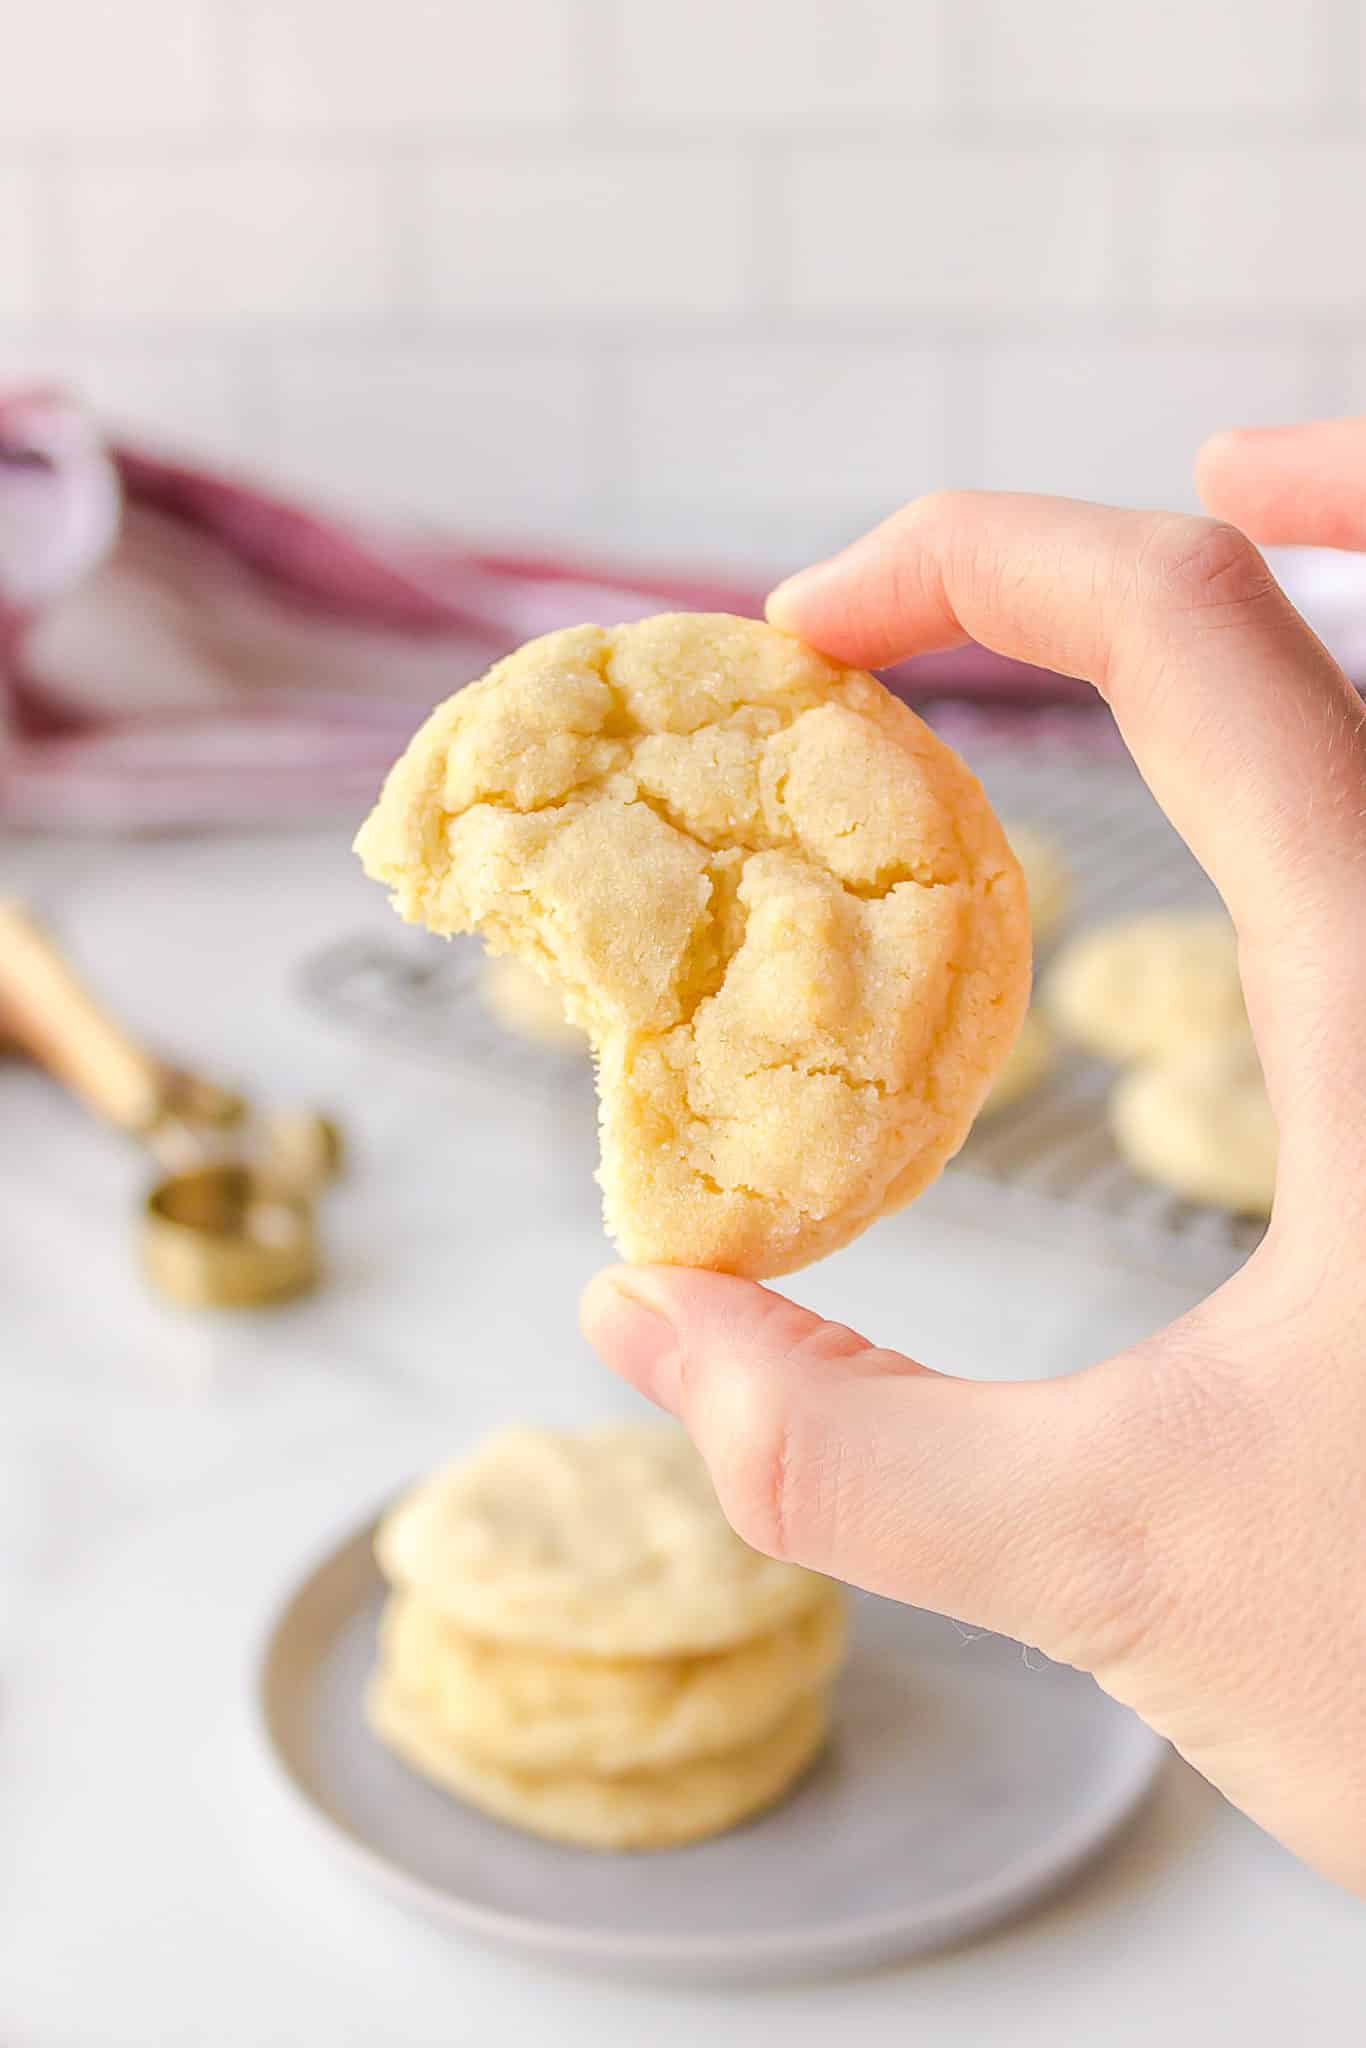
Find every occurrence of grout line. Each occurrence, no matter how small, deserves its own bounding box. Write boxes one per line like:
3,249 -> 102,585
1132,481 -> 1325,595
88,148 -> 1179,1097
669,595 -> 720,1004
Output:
745,140 -> 790,322
0,114 -> 1363,168
942,334 -> 985,489
384,153 -> 428,334
582,340 -> 631,534
1309,0 -> 1365,117
1107,140 -> 1158,324
575,0 -> 622,125
27,155 -> 72,324
210,0 -> 255,131
940,0 -> 981,135
234,343 -> 276,463
1305,338 -> 1356,418
11,314 -> 1366,350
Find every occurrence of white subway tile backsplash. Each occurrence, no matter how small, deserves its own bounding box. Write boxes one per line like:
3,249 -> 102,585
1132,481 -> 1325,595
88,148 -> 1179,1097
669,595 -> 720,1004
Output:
245,0 -> 576,128
265,348 -> 597,527
971,0 -> 1317,116
617,340 -> 947,575
624,340 -> 944,510
65,161 -> 397,328
423,151 -> 750,320
0,0 -> 220,135
615,0 -> 945,123
565,498 -> 865,579
786,145 -> 1115,314
0,172 -> 41,323
1151,144 -> 1366,314
0,0 -> 1360,559
25,349 -> 247,461
978,341 -> 1317,508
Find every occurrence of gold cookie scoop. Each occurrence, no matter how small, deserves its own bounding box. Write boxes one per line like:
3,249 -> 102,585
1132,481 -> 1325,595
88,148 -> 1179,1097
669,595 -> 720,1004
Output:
0,900 -> 340,1308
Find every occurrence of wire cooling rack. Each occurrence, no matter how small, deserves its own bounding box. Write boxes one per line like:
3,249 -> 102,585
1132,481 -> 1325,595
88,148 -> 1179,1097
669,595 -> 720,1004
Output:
944,743 -> 1259,1284
299,741 -> 1260,1287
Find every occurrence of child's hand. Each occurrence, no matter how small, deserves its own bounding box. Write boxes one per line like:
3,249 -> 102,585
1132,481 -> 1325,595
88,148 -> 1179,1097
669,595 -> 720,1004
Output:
583,452 -> 1366,1895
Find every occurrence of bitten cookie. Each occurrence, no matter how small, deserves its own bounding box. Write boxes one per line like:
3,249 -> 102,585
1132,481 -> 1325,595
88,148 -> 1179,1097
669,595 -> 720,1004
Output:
1046,911 -> 1244,1064
375,1424 -> 831,1658
368,1673 -> 828,1851
356,612 -> 1030,1278
1110,1037 -> 1276,1216
376,1588 -> 846,1775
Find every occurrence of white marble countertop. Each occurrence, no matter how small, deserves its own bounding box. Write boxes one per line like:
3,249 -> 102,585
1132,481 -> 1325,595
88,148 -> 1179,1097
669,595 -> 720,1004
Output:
1,827 -> 1360,2045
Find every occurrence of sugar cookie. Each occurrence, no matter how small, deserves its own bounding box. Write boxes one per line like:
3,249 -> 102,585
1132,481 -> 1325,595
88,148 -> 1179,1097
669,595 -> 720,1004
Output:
1046,911 -> 1243,1064
1005,824 -> 1072,948
1110,1037 -> 1276,1216
368,1673 -> 828,1850
480,954 -> 586,1051
375,1424 -> 830,1658
981,1008 -> 1057,1115
356,613 -> 1029,1278
376,1587 -> 846,1775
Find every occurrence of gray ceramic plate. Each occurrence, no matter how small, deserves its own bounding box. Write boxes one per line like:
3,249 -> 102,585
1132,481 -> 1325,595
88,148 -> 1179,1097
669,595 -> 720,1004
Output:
257,1514 -> 1166,1982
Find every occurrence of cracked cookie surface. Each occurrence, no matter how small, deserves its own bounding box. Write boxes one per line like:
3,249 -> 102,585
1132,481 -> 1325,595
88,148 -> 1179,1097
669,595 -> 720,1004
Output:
355,612 -> 1030,1276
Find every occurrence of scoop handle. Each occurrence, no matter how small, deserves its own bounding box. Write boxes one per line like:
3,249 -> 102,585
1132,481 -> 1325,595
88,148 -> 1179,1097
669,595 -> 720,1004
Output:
0,900 -> 208,1134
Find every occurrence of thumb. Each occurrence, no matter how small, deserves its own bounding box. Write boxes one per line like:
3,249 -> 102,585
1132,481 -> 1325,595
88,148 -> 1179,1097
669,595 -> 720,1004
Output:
581,1265 -> 1147,1664
1195,418 -> 1366,550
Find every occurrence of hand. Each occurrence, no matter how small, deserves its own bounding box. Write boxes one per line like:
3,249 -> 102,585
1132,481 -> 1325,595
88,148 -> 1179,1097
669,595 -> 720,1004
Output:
582,453 -> 1366,1895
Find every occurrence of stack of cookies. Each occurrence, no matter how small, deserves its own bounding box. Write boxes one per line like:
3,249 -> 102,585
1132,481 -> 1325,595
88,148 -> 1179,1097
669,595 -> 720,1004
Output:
367,1423 -> 846,1851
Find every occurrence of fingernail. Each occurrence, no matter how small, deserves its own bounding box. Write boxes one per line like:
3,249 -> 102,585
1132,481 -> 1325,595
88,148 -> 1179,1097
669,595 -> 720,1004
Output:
580,1269 -> 681,1414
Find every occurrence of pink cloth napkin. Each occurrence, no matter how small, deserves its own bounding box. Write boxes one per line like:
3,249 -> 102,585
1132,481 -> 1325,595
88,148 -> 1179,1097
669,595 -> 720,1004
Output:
0,389 -> 1164,834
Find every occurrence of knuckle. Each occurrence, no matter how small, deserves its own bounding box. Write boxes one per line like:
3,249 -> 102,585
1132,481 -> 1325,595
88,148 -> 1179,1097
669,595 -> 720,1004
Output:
1134,514 -> 1274,621
1056,1341 -> 1265,1681
697,1303 -> 868,1566
892,488 -> 976,554
705,1360 -> 801,1562
898,487 -> 959,528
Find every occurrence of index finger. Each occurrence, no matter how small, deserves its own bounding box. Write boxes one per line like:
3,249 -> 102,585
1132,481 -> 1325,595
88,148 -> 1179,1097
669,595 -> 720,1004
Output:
766,492 -> 1366,976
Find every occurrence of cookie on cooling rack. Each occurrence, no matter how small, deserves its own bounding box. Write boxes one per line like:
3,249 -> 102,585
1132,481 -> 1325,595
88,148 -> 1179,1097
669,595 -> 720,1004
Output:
1046,911 -> 1244,1065
1109,1036 -> 1276,1217
981,1008 -> 1057,1115
1004,824 -> 1073,949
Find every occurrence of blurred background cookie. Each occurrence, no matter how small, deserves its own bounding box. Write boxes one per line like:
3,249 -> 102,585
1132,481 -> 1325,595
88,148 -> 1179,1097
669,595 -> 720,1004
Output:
479,955 -> 587,1053
1005,824 -> 1073,950
375,1423 -> 828,1658
1110,1038 -> 1276,1217
1046,911 -> 1244,1064
368,1424 -> 843,1849
367,1672 -> 828,1852
981,1009 -> 1058,1116
378,1588 -> 846,1777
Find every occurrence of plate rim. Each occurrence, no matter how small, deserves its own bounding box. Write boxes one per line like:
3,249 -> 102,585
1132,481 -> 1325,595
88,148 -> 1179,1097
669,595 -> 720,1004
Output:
253,1504 -> 1168,1980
